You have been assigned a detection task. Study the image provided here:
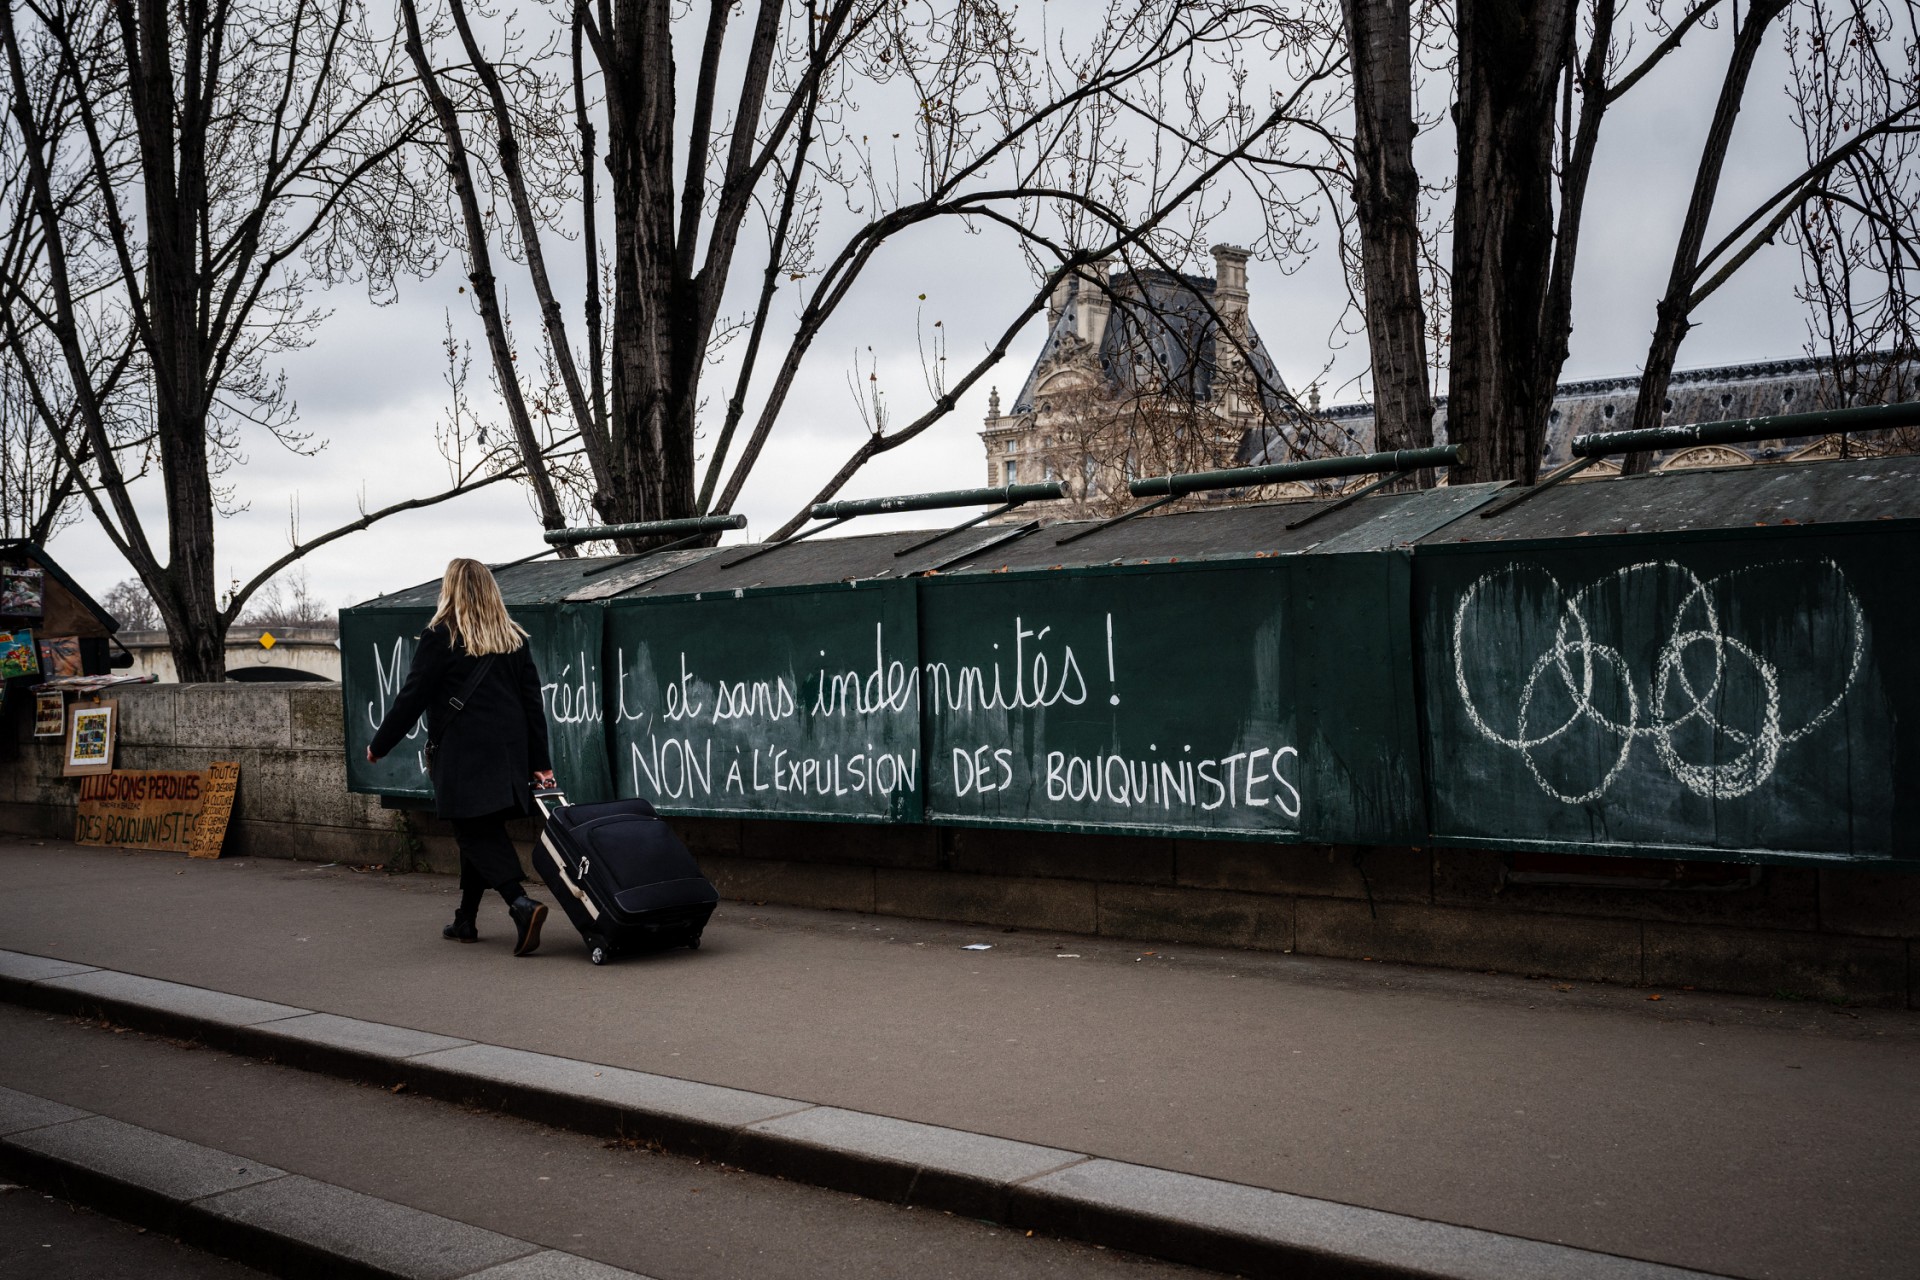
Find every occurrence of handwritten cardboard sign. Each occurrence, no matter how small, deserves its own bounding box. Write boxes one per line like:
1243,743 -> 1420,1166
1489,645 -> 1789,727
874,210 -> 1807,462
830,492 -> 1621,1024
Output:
75,763 -> 241,857
187,761 -> 240,859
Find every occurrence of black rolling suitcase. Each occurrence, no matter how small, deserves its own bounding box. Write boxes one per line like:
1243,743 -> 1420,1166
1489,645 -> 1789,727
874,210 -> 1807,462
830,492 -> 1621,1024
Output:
532,788 -> 718,965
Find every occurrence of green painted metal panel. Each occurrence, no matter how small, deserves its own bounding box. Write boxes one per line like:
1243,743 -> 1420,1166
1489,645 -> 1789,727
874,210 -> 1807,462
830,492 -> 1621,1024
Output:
918,554 -> 1427,843
341,606 -> 435,800
1414,527 -> 1918,862
339,601 -> 613,804
527,603 -> 615,803
602,580 -> 922,822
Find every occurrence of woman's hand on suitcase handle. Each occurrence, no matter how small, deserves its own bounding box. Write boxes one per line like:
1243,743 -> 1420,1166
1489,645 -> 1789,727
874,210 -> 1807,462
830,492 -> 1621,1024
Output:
533,769 -> 555,789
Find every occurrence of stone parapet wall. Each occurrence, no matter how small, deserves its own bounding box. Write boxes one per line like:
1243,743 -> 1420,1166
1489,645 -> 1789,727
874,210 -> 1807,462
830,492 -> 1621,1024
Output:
0,683 -> 421,864
3,683 -> 1914,1006
671,820 -> 1919,1007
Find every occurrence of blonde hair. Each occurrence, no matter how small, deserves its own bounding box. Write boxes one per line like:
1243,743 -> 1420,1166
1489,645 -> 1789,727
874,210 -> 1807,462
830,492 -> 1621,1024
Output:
429,558 -> 528,656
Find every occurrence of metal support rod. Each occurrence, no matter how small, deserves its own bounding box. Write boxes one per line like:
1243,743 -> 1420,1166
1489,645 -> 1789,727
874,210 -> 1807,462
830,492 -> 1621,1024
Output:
919,520 -> 1042,573
1129,445 -> 1459,499
892,502 -> 1021,557
489,546 -> 566,572
576,530 -> 715,579
812,482 -> 1063,520
1053,493 -> 1180,546
1475,455 -> 1597,520
719,515 -> 853,570
545,514 -> 746,546
1570,400 -> 1920,457
1283,471 -> 1407,532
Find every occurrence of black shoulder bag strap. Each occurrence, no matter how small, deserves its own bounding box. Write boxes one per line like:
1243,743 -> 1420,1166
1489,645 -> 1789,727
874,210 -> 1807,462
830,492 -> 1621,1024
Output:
425,653 -> 496,770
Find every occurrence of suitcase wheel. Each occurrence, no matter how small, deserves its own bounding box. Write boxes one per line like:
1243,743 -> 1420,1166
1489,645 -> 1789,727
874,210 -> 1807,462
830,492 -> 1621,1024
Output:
586,935 -> 612,966
686,934 -> 701,951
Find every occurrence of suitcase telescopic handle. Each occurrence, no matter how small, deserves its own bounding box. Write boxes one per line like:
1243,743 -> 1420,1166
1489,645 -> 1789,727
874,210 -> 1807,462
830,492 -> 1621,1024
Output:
533,786 -> 567,818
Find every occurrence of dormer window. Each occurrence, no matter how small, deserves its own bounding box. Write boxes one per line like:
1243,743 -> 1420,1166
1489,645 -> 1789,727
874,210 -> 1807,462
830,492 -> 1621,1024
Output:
1005,440 -> 1015,453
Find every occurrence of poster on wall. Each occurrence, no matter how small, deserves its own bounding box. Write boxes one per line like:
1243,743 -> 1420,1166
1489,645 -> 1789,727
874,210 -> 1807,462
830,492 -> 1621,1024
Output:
36,634 -> 81,677
33,690 -> 64,737
0,629 -> 38,679
63,700 -> 116,776
0,568 -> 43,616
74,764 -> 240,855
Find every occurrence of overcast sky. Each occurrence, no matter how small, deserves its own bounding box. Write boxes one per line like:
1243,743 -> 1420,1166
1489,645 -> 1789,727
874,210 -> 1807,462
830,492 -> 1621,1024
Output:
42,4 -> 1827,617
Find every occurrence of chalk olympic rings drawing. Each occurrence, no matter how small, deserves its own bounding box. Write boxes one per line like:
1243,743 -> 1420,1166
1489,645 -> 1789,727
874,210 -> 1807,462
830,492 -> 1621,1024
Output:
1450,559 -> 1866,804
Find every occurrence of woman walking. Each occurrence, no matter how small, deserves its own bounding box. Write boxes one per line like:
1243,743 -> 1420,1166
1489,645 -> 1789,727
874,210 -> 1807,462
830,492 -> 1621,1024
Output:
368,558 -> 553,955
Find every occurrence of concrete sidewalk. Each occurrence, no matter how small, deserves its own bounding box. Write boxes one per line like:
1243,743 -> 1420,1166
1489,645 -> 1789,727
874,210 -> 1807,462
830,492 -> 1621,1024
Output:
4,836 -> 1917,1279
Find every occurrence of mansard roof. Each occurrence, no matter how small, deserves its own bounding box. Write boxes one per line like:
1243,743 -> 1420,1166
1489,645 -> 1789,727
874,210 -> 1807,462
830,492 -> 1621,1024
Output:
1009,268 -> 1291,417
1249,353 -> 1912,468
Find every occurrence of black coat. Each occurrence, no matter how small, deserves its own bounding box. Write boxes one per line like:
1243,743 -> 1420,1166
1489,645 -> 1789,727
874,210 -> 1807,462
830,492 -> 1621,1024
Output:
369,625 -> 552,819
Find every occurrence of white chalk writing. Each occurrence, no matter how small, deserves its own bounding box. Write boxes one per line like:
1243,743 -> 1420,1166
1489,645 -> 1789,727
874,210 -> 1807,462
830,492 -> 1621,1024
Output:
1450,559 -> 1867,803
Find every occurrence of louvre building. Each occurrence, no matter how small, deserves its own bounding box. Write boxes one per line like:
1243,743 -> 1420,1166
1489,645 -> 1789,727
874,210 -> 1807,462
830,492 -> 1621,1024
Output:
982,248 -> 1914,510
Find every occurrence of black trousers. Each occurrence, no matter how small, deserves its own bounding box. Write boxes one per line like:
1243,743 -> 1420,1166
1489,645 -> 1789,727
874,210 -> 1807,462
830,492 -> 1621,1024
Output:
450,807 -> 526,904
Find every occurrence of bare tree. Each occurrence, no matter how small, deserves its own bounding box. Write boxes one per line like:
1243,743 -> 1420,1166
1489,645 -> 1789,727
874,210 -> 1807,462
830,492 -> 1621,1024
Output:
0,0 -> 530,681
240,567 -> 331,627
1790,0 -> 1920,453
1334,1 -> 1913,483
400,0 -> 1350,548
99,577 -> 160,630
1615,0 -> 1920,471
0,335 -> 84,543
1337,0 -> 1437,458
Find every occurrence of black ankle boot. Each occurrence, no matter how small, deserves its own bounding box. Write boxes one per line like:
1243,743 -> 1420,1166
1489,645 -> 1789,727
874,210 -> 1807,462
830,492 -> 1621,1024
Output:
508,897 -> 548,956
443,909 -> 478,943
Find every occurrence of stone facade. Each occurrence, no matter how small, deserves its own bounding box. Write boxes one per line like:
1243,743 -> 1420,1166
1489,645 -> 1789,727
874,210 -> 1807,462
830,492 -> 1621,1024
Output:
979,246 -> 1317,517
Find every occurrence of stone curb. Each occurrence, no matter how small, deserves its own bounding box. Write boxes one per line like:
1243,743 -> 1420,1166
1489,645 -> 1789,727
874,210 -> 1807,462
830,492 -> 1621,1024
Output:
0,1084 -> 652,1280
0,950 -> 1721,1280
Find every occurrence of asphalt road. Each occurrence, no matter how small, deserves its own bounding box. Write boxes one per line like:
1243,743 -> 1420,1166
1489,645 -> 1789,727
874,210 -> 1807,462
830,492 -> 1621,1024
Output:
0,1005 -> 1216,1280
5,837 -> 1919,1278
0,1182 -> 269,1279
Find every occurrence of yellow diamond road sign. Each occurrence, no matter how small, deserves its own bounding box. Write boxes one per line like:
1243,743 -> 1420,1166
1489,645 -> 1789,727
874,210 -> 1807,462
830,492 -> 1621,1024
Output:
259,631 -> 276,650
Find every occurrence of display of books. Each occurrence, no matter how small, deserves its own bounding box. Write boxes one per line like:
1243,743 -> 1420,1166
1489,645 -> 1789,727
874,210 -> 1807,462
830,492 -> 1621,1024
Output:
33,673 -> 158,693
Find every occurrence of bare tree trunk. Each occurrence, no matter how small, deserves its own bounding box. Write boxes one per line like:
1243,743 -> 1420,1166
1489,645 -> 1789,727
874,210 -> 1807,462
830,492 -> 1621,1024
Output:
126,0 -> 227,681
1341,0 -> 1433,460
1620,0 -> 1789,473
1449,0 -> 1575,486
604,0 -> 687,527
